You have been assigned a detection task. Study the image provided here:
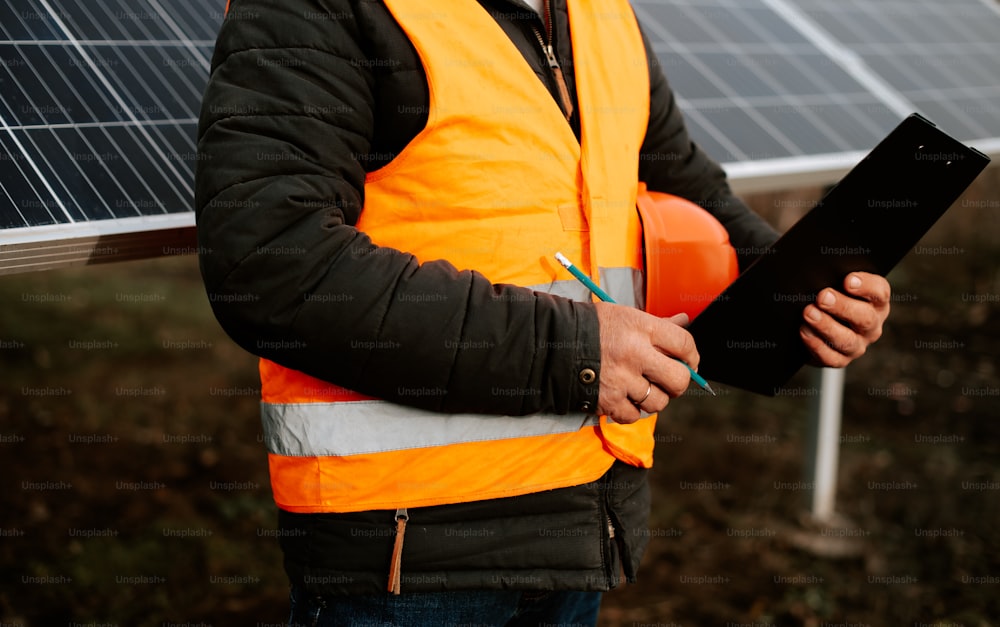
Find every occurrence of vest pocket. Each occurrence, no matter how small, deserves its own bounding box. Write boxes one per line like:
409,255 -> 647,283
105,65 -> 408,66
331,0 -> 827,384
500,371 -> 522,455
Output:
557,203 -> 588,231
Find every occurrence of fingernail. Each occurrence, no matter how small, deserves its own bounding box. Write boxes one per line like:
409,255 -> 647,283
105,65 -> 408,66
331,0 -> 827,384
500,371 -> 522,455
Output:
820,292 -> 835,307
801,326 -> 814,338
806,307 -> 821,322
849,275 -> 862,289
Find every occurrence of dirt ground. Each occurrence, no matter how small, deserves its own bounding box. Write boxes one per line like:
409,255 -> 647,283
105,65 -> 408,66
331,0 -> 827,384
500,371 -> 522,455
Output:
1,168 -> 998,626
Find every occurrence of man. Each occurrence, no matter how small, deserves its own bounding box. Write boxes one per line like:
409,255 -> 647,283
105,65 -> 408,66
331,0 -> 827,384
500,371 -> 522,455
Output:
195,0 -> 890,624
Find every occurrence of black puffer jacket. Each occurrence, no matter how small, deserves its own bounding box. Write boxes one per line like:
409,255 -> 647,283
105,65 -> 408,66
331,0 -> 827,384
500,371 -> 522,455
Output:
196,0 -> 779,594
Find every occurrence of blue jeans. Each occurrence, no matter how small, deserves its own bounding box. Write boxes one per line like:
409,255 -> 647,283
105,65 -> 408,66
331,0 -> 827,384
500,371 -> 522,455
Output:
287,585 -> 602,627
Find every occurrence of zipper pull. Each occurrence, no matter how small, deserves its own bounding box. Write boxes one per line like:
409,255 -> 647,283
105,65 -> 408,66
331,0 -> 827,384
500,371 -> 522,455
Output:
543,44 -> 560,69
544,44 -> 575,122
387,508 -> 408,595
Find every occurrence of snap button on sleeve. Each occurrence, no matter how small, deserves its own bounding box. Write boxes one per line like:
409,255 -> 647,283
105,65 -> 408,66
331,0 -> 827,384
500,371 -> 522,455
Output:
579,368 -> 596,385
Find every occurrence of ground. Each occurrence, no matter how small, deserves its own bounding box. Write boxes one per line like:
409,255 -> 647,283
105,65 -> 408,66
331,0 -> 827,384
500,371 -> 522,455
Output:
1,169 -> 998,626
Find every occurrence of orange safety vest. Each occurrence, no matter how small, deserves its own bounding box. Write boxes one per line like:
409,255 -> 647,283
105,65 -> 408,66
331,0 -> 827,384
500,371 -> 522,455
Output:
261,0 -> 652,513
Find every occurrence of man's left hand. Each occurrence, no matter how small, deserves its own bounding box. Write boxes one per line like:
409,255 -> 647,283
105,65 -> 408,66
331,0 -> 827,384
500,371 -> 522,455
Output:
800,272 -> 891,368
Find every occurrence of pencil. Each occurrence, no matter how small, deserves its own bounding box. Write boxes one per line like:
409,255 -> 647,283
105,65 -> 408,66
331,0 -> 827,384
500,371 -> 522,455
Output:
554,252 -> 716,397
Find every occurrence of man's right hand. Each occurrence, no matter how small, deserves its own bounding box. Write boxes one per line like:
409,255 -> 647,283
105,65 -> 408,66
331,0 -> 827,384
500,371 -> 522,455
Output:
594,303 -> 700,424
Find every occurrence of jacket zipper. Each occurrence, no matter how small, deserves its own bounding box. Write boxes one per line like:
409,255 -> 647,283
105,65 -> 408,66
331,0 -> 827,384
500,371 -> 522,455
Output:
600,474 -> 621,589
529,0 -> 574,122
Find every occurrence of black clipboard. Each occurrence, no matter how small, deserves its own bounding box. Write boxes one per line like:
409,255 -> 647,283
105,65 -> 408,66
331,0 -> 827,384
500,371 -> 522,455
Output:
687,113 -> 991,395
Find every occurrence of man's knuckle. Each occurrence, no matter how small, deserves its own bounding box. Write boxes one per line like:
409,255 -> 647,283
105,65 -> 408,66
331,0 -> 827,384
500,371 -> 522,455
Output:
852,318 -> 872,335
823,350 -> 848,368
680,330 -> 695,356
841,337 -> 861,356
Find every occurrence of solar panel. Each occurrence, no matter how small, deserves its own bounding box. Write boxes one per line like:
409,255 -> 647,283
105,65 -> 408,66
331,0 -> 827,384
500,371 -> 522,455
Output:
793,0 -> 1000,145
634,0 -> 904,164
0,0 -> 220,273
634,0 -> 1000,193
1,0 -> 998,272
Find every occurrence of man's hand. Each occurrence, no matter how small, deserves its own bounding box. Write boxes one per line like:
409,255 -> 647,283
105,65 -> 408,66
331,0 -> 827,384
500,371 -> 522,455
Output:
800,272 -> 891,368
594,303 -> 699,425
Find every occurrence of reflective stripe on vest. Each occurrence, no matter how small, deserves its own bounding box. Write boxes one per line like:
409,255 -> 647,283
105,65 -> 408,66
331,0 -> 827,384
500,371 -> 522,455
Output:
261,0 -> 652,513
263,402 -> 601,457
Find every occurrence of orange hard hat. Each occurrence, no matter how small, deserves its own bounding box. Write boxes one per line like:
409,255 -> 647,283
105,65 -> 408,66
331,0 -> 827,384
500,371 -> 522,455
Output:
636,184 -> 739,320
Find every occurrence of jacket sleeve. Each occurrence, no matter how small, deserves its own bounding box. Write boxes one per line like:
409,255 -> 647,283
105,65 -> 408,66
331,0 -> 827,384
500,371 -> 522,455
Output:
636,26 -> 780,270
195,0 -> 600,415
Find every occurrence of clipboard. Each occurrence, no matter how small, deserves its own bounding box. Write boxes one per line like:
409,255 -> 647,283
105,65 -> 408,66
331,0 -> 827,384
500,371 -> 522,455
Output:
686,113 -> 991,395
